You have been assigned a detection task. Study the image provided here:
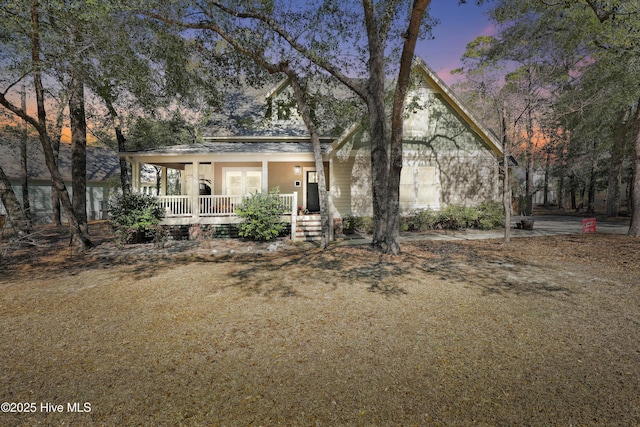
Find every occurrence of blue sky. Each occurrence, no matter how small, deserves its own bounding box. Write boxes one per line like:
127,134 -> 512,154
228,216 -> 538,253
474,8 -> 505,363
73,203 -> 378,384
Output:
417,1 -> 496,83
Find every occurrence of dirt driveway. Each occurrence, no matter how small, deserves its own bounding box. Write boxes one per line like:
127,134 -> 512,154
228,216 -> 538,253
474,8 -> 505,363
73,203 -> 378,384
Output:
1,225 -> 639,426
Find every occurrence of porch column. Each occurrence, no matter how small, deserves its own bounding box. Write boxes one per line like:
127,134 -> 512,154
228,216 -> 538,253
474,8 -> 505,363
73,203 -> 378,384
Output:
291,191 -> 297,242
211,161 -> 215,194
192,161 -> 200,218
262,160 -> 268,192
328,157 -> 334,240
131,160 -> 141,193
160,166 -> 167,196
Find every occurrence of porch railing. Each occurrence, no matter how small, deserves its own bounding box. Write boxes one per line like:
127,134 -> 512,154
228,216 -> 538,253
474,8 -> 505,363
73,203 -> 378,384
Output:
157,194 -> 297,218
198,195 -> 243,216
278,194 -> 295,214
157,195 -> 192,216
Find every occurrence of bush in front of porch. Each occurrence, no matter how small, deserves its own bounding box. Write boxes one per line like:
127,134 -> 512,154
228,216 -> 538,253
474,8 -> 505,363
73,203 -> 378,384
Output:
108,193 -> 165,244
236,190 -> 287,242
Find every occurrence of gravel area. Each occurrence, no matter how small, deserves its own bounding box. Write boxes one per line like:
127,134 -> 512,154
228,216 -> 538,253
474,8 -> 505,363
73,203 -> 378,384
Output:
1,224 -> 639,426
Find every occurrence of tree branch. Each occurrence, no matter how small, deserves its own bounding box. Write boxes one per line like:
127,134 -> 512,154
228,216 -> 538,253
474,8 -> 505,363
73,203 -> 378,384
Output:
583,0 -> 615,23
1,70 -> 33,97
147,3 -> 368,100
0,93 -> 45,135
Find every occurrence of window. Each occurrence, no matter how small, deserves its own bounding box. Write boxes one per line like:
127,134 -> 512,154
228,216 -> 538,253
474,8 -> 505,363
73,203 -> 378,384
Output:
417,166 -> 437,205
223,168 -> 262,196
405,88 -> 430,136
399,168 -> 414,204
399,166 -> 438,207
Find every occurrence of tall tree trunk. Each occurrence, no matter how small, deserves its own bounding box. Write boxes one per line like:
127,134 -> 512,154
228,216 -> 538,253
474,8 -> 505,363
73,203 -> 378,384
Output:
557,176 -> 565,211
20,136 -> 31,221
154,166 -> 161,195
384,0 -> 431,255
587,166 -> 596,213
104,99 -> 130,194
606,109 -> 628,217
501,106 -> 511,244
363,0 -> 430,255
0,165 -> 32,236
367,94 -> 389,250
587,138 -> 598,214
361,0 -> 390,251
569,171 -> 578,210
20,85 -> 32,223
627,102 -> 640,236
50,96 -> 66,226
116,127 -> 131,195
543,149 -> 550,206
69,68 -> 88,234
286,73 -> 330,248
525,108 -> 535,215
557,131 -> 566,212
29,0 -> 91,249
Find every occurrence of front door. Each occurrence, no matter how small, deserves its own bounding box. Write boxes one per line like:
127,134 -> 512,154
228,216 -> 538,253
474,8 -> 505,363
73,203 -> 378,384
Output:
306,171 -> 320,212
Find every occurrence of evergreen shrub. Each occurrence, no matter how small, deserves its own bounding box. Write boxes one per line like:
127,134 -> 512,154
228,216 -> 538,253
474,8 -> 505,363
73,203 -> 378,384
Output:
476,201 -> 505,230
108,193 -> 164,243
401,201 -> 505,233
236,190 -> 287,241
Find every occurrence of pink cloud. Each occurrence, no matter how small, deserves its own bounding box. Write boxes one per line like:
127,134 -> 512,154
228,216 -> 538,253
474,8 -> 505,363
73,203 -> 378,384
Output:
479,24 -> 497,37
435,63 -> 466,86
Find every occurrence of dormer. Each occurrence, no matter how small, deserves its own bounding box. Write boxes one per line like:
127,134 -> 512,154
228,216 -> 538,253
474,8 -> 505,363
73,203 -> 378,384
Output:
264,78 -> 301,122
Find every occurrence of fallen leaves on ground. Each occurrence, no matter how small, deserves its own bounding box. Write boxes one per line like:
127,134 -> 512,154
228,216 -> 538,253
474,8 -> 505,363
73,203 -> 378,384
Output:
1,223 -> 639,426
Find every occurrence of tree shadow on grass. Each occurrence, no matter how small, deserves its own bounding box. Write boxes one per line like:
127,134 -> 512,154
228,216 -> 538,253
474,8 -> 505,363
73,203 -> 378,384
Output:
217,246 -> 409,298
400,240 -> 573,298
110,239 -> 572,300
0,223 -> 572,300
216,240 -> 573,299
0,223 -> 208,284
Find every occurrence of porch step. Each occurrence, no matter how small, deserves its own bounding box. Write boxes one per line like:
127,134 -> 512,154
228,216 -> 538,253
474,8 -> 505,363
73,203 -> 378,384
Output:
296,231 -> 323,239
295,214 -> 323,241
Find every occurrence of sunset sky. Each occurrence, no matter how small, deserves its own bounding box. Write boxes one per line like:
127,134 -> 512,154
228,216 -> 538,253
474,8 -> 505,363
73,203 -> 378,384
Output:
418,1 -> 495,84
3,1 -> 496,143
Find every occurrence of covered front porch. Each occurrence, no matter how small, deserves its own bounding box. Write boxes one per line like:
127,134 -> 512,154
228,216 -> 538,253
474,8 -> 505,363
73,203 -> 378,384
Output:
119,138 -> 331,241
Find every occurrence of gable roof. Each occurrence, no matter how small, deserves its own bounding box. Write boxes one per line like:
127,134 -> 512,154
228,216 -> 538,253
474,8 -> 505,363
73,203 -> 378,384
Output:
412,57 -> 503,155
201,79 -> 313,138
123,57 -> 502,159
202,83 -> 308,137
329,58 -> 504,156
264,78 -> 291,100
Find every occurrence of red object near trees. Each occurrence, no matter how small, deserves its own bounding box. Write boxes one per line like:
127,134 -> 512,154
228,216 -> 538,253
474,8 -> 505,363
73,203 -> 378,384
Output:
582,218 -> 597,233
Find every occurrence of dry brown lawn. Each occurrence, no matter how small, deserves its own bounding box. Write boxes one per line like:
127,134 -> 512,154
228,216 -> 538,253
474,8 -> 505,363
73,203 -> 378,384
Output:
1,223 -> 639,426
